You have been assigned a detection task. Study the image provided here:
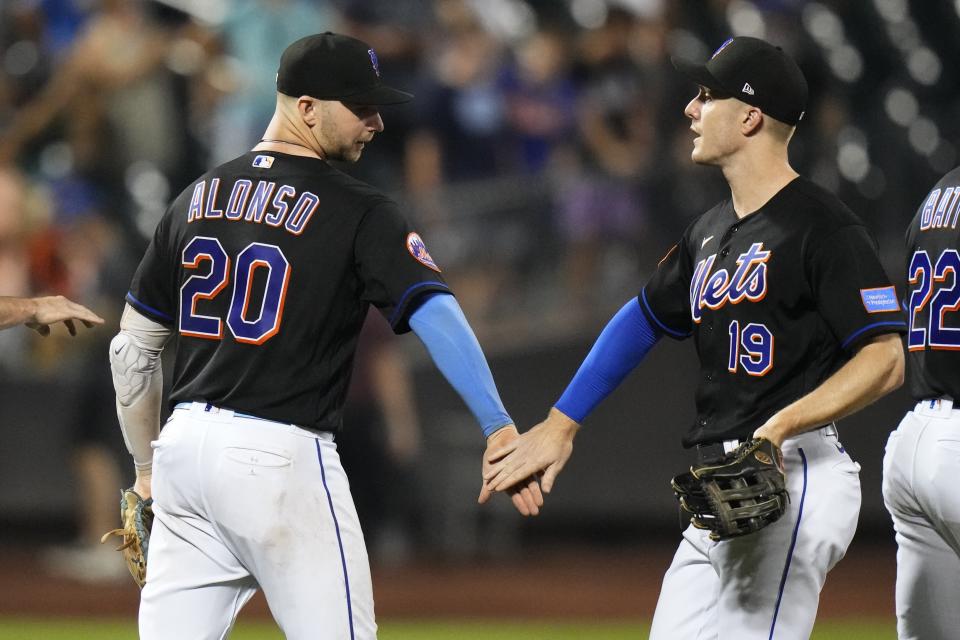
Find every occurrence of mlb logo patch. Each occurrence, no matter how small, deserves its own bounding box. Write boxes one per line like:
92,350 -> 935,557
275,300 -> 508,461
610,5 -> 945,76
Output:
406,232 -> 441,272
860,286 -> 900,313
252,155 -> 275,169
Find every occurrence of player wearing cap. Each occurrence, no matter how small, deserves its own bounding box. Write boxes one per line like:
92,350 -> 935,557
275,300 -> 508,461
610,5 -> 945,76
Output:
883,166 -> 960,640
108,33 -> 542,639
483,37 -> 906,638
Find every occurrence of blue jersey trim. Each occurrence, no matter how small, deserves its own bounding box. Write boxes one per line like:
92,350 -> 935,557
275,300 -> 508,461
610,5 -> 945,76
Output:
316,440 -> 355,640
388,281 -> 450,327
840,321 -> 907,350
640,288 -> 690,339
769,447 -> 807,640
125,292 -> 174,323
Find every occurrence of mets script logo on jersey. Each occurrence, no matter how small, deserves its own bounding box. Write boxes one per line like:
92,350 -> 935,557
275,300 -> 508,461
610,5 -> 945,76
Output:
406,232 -> 441,272
689,242 -> 771,323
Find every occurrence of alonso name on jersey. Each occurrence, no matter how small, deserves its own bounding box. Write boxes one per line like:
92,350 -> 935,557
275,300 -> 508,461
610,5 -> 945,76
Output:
185,177 -> 320,236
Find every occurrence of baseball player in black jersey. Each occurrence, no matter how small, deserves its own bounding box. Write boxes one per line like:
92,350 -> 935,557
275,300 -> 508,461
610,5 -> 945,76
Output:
883,165 -> 960,640
483,37 -> 906,638
108,33 -> 542,639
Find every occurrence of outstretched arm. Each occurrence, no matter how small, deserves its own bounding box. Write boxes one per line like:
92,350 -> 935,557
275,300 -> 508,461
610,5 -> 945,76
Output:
483,298 -> 662,494
109,303 -> 172,499
408,293 -> 543,516
0,295 -> 104,335
754,332 -> 903,447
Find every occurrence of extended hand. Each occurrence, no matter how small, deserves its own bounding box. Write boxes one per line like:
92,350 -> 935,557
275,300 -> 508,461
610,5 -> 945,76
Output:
477,425 -> 544,516
482,408 -> 580,495
26,295 -> 104,336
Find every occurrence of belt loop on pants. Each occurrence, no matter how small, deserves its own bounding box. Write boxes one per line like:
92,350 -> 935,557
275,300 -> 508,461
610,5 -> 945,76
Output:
916,397 -> 955,418
821,422 -> 838,438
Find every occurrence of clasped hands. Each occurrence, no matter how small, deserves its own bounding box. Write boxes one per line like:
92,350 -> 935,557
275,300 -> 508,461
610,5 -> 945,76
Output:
478,408 -> 581,517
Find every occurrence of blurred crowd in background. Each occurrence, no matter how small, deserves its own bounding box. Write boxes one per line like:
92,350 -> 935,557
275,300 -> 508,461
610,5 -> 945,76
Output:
0,0 -> 957,582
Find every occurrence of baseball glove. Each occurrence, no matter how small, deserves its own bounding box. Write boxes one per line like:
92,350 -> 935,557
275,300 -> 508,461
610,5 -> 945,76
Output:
100,488 -> 154,588
671,437 -> 788,541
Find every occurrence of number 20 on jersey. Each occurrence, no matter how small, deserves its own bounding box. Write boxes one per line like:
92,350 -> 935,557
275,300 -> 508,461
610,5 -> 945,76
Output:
180,236 -> 291,344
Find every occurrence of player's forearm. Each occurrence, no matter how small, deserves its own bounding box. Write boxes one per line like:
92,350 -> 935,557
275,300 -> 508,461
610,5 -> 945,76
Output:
408,294 -> 513,436
110,304 -> 172,475
554,298 -> 661,422
0,297 -> 37,329
757,333 -> 904,445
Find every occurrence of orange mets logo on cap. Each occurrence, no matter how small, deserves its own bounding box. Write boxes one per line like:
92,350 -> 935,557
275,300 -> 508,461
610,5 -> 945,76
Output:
406,232 -> 440,272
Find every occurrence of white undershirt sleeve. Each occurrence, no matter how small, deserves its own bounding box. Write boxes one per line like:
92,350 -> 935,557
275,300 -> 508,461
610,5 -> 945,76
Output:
109,303 -> 172,475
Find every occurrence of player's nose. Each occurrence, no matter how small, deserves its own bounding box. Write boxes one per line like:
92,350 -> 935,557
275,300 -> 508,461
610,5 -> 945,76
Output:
684,97 -> 700,120
368,112 -> 384,132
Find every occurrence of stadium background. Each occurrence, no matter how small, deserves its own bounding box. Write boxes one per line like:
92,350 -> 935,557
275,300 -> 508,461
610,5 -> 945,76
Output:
0,0 -> 956,637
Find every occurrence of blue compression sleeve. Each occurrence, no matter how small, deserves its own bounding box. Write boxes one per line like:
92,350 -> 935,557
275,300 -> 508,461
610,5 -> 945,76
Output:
409,294 -> 513,437
555,298 -> 662,423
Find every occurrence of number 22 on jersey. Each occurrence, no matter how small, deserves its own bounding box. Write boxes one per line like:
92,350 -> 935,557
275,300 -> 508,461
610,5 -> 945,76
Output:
180,236 -> 291,344
908,249 -> 960,350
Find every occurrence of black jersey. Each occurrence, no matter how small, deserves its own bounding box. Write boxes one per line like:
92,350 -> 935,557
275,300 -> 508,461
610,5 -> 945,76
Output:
127,151 -> 451,431
904,165 -> 960,402
641,176 -> 907,447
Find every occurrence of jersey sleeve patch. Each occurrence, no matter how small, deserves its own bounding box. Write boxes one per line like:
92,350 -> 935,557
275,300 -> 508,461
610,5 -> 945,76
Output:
406,232 -> 441,272
860,286 -> 900,313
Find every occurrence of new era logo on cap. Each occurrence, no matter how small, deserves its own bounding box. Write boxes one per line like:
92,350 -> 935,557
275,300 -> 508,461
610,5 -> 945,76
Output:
742,82 -> 755,95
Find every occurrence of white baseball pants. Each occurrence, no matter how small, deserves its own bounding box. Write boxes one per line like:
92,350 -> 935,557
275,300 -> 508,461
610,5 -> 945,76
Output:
883,398 -> 960,640
650,426 -> 861,640
140,402 -> 376,640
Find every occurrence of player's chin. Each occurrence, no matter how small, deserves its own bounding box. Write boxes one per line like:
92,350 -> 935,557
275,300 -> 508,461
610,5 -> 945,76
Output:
346,142 -> 368,162
690,146 -> 714,166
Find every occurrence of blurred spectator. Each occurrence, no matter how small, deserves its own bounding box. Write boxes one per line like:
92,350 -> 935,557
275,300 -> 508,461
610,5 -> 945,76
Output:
208,0 -> 340,164
558,9 -> 655,311
0,0 -> 214,243
408,1 -> 512,192
500,28 -> 578,175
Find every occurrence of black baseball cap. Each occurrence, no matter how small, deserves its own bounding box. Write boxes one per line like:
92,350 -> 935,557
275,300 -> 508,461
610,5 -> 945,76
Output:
276,32 -> 413,105
672,36 -> 808,125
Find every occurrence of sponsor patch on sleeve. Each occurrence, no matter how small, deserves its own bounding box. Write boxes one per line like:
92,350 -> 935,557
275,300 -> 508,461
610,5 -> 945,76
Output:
406,232 -> 441,272
252,155 -> 275,168
860,286 -> 900,313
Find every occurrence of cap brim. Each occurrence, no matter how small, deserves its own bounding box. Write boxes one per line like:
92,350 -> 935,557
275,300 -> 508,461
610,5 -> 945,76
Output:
341,85 -> 413,106
671,56 -> 729,96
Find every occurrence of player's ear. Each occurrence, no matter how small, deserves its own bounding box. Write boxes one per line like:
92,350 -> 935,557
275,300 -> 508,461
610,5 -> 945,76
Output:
298,97 -> 319,127
742,107 -> 763,136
